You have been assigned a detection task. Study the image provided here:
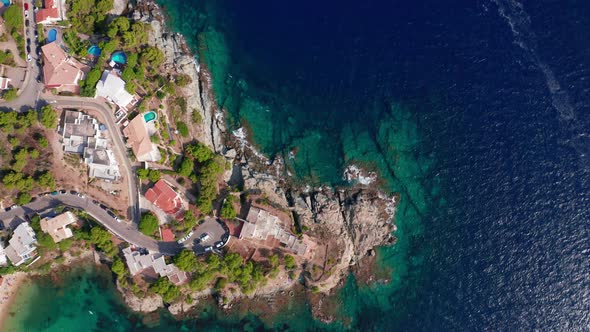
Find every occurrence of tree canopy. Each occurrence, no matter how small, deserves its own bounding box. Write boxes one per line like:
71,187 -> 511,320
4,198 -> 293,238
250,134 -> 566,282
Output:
139,212 -> 159,236
173,249 -> 199,272
40,105 -> 58,129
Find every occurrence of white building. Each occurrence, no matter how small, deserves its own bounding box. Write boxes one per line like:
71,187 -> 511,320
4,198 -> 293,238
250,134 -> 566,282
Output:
0,241 -> 7,266
95,71 -> 136,110
83,139 -> 121,181
123,247 -> 187,285
5,222 -> 37,266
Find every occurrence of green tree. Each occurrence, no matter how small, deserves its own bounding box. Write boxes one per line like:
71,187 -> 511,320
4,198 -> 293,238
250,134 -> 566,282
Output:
80,68 -> 102,97
173,249 -> 199,272
3,6 -> 23,33
150,277 -> 180,303
12,149 -> 28,172
186,142 -> 214,163
40,105 -> 58,129
147,169 -> 161,183
139,212 -> 159,236
191,110 -> 203,124
111,258 -> 126,277
3,88 -> 17,101
220,196 -> 237,220
268,255 -> 279,268
136,168 -> 149,179
16,192 -> 32,205
37,171 -> 56,189
176,122 -> 189,138
177,158 -> 193,177
284,255 -> 296,270
140,46 -> 164,68
38,136 -> 49,148
175,74 -> 191,87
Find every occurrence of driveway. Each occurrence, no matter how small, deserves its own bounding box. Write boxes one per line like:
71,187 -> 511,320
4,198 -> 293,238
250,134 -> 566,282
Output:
0,194 -> 181,255
186,217 -> 230,254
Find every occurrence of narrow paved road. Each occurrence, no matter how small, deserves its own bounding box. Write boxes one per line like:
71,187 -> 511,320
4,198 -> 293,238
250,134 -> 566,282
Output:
0,4 -> 43,111
42,94 -> 140,224
0,194 -> 181,255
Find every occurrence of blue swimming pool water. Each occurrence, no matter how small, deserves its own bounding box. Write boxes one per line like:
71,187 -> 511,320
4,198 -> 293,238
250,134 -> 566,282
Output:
144,111 -> 157,122
1,0 -> 10,7
47,29 -> 57,43
111,51 -> 127,64
88,45 -> 101,57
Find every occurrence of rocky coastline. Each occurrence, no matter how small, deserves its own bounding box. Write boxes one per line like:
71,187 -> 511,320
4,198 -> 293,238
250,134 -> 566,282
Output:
125,0 -> 399,322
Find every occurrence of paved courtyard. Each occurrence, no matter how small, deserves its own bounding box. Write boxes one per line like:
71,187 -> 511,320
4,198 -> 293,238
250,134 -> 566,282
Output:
186,217 -> 230,254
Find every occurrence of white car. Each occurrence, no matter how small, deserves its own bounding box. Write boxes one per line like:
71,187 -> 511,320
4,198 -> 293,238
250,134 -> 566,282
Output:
24,11 -> 28,18
27,54 -> 31,62
177,231 -> 194,244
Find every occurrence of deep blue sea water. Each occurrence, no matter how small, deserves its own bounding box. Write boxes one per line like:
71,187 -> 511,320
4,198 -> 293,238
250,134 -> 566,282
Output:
6,0 -> 590,330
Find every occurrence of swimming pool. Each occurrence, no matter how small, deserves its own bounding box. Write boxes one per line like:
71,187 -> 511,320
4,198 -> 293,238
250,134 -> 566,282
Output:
1,0 -> 10,7
144,111 -> 157,123
88,45 -> 101,57
47,29 -> 57,43
111,51 -> 127,65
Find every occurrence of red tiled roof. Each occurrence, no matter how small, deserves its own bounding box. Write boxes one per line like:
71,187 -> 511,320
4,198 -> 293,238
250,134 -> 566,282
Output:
35,7 -> 58,23
145,180 -> 182,215
161,228 -> 174,242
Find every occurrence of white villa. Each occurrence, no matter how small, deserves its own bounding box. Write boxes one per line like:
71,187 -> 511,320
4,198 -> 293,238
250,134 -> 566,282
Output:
5,222 -> 37,266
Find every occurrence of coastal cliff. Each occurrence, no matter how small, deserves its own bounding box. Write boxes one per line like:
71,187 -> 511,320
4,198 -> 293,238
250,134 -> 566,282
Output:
130,0 -> 398,317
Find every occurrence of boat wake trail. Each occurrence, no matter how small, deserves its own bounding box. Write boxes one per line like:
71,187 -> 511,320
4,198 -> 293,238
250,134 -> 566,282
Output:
492,0 -> 590,165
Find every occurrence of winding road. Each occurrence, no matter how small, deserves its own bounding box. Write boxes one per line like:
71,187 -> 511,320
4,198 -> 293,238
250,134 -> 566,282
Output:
42,94 -> 141,224
0,193 -> 181,255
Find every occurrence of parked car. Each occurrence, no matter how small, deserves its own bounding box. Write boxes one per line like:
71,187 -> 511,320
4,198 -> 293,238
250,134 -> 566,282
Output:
25,19 -> 29,26
24,11 -> 28,18
26,38 -> 30,45
204,246 -> 213,252
24,3 -> 28,10
58,189 -> 66,194
70,190 -> 78,195
4,207 -> 11,212
200,233 -> 210,242
106,210 -> 116,218
26,45 -> 30,53
177,231 -> 194,244
99,203 -> 108,210
114,216 -> 121,222
40,192 -> 50,196
50,191 -> 58,195
214,241 -> 224,248
27,54 -> 31,62
92,200 -> 100,205
10,205 -> 19,210
77,193 -> 85,198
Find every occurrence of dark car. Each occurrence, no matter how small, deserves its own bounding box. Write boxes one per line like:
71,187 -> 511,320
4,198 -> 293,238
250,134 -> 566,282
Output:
107,210 -> 116,218
25,19 -> 29,27
26,38 -> 30,45
70,190 -> 78,195
99,203 -> 108,210
92,200 -> 100,205
26,45 -> 30,53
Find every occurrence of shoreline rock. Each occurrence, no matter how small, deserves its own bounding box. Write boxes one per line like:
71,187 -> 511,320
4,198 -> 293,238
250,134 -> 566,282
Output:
130,0 -> 398,319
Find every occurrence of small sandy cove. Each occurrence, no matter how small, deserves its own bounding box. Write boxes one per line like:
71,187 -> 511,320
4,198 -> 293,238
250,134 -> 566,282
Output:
0,272 -> 28,326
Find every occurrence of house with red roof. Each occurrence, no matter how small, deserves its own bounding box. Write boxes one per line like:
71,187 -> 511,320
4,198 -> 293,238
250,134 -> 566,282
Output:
145,180 -> 184,215
35,0 -> 65,25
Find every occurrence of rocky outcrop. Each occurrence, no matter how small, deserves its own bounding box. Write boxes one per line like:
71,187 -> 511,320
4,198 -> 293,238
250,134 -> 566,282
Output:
118,283 -> 164,313
109,0 -> 129,15
133,0 -> 225,153
128,0 -> 398,312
